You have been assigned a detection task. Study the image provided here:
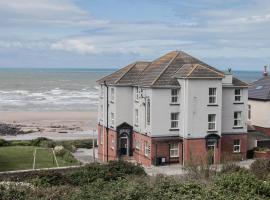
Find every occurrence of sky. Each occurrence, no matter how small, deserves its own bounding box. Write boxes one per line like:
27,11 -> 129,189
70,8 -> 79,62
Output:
0,0 -> 269,71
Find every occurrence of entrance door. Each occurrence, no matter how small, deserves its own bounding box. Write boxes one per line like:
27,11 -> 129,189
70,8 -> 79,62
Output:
207,140 -> 215,165
120,136 -> 128,155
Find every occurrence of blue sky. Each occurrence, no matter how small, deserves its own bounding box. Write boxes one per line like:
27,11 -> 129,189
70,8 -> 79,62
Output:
0,0 -> 269,71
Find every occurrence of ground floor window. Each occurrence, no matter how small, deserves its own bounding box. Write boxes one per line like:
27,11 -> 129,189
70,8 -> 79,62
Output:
135,141 -> 141,150
100,131 -> 103,145
111,139 -> 115,150
170,143 -> 179,158
144,141 -> 150,157
233,139 -> 241,153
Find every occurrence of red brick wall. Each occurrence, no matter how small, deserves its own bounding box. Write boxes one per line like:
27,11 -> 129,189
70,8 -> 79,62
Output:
98,124 -> 118,162
132,131 -> 152,166
253,126 -> 270,137
221,134 -> 247,162
183,138 -> 221,165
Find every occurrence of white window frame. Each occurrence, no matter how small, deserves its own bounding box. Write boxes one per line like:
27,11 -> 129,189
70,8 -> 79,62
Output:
135,109 -> 139,126
209,88 -> 217,104
110,87 -> 115,102
100,131 -> 103,145
234,111 -> 242,127
170,112 -> 179,129
135,141 -> 141,150
144,141 -> 150,157
146,99 -> 151,126
233,139 -> 241,153
170,143 -> 179,158
135,87 -> 139,101
234,89 -> 242,102
248,105 -> 251,120
110,112 -> 115,128
171,89 -> 179,104
208,114 -> 216,131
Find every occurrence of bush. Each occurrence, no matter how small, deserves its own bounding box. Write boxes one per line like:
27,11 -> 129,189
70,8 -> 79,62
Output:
0,139 -> 10,147
30,137 -> 52,146
220,163 -> 246,174
250,159 -> 270,180
30,171 -> 69,187
39,140 -> 55,148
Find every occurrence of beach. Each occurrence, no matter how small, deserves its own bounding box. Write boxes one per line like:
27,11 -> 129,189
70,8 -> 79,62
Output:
0,111 -> 98,140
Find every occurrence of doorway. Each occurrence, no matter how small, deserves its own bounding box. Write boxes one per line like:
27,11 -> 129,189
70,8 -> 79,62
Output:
120,134 -> 128,156
206,139 -> 215,165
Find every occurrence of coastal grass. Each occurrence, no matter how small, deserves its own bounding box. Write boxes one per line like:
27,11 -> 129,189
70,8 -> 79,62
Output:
0,146 -> 79,172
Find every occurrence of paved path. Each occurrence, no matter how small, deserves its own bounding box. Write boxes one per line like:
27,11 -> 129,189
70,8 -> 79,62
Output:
73,148 -> 98,164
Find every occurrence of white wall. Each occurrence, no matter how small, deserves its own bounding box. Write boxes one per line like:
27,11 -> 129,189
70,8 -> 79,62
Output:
179,79 -> 222,138
249,100 -> 270,128
222,87 -> 248,133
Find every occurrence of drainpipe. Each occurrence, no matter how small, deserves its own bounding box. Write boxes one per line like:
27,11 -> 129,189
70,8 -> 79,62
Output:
104,81 -> 109,162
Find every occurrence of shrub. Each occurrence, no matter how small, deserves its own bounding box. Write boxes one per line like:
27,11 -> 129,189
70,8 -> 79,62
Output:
0,139 -> 10,147
39,140 -> 55,148
250,159 -> 270,180
30,171 -> 69,187
30,137 -> 51,146
220,163 -> 246,174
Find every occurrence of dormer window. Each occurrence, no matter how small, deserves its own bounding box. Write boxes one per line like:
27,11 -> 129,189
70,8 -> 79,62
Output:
171,89 -> 179,104
234,89 -> 242,102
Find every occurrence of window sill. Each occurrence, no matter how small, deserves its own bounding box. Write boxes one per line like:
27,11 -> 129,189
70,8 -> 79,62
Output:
233,151 -> 241,154
233,126 -> 243,129
170,156 -> 179,158
207,130 -> 218,133
170,128 -> 179,131
207,104 -> 218,107
170,103 -> 180,106
233,102 -> 244,105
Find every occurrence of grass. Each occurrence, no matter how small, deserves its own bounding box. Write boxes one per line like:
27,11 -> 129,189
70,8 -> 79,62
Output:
0,146 -> 79,172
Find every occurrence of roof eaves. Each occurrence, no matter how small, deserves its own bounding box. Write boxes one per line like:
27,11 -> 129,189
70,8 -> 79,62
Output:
151,51 -> 180,86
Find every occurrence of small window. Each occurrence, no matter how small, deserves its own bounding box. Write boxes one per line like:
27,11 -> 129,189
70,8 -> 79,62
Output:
111,140 -> 115,150
248,105 -> 251,120
209,88 -> 217,104
208,114 -> 216,131
100,131 -> 103,145
170,143 -> 179,158
233,139 -> 241,153
110,87 -> 115,102
135,109 -> 139,126
171,112 -> 179,129
146,99 -> 151,125
234,111 -> 242,127
144,141 -> 150,157
234,89 -> 242,102
171,89 -> 179,103
110,112 -> 115,127
135,141 -> 141,150
135,87 -> 139,101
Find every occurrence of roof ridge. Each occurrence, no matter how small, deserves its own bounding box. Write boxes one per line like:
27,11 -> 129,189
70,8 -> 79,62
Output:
114,62 -> 137,84
151,51 -> 180,86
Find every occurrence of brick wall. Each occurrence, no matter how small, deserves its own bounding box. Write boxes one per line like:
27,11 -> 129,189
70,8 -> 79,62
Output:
98,124 -> 118,162
221,134 -> 247,162
253,126 -> 270,137
183,138 -> 221,165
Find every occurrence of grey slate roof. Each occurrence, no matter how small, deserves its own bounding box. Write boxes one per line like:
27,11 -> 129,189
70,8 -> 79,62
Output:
97,51 -> 248,87
249,76 -> 270,100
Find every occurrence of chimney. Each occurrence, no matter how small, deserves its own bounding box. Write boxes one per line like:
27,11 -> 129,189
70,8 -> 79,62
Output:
263,65 -> 268,77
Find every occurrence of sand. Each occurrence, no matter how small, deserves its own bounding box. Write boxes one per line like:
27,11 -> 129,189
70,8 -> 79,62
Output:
0,111 -> 98,141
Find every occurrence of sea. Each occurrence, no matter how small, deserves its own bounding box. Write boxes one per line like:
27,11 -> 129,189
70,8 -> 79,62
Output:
0,68 -> 263,112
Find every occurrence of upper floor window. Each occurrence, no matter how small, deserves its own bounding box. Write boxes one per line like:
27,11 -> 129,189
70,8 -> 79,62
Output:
234,89 -> 242,102
110,112 -> 115,127
171,89 -> 179,103
209,88 -> 217,104
208,114 -> 216,131
248,105 -> 251,120
170,143 -> 179,158
135,109 -> 139,126
135,87 -> 139,101
110,87 -> 115,102
234,111 -> 242,127
170,112 -> 179,129
233,139 -> 241,153
144,141 -> 150,157
146,99 -> 151,125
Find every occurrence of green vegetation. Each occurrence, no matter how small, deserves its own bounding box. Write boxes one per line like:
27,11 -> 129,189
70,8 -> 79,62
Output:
1,160 -> 270,199
0,146 -> 79,172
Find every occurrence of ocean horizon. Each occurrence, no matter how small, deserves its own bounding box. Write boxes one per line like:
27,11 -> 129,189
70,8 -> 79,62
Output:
0,68 -> 264,112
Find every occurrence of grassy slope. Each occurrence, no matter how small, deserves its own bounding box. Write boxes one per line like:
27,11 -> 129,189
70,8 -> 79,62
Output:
0,146 -> 78,172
